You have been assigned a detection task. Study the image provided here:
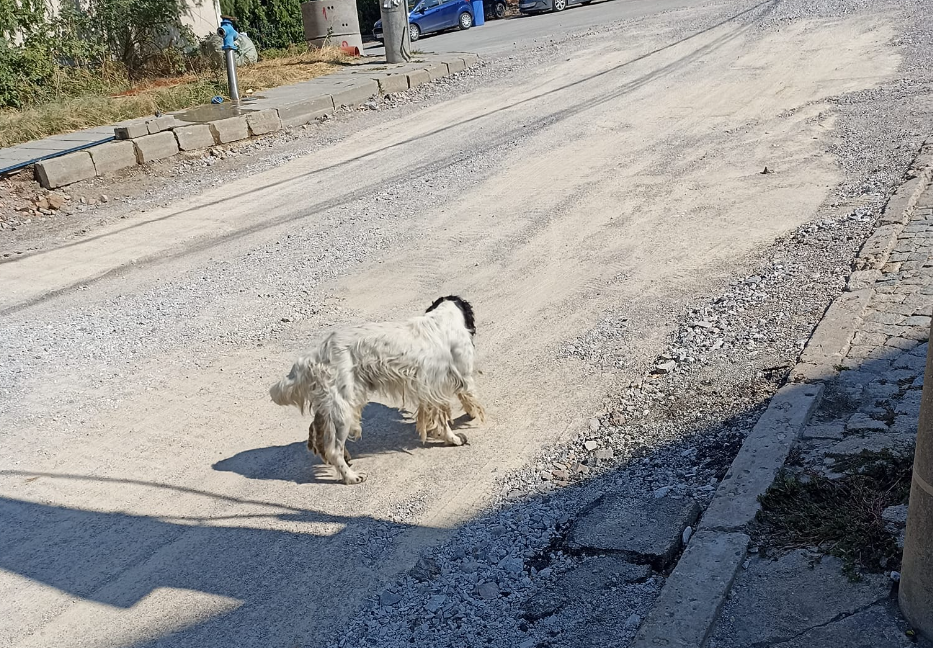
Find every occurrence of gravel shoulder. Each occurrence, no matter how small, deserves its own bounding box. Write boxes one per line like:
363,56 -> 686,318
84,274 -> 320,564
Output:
1,0 -> 932,646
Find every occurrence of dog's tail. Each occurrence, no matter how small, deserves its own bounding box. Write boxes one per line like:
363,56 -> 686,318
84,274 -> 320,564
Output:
269,356 -> 328,415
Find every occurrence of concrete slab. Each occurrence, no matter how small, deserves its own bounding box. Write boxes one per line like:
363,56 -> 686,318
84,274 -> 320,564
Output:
35,151 -> 97,189
272,96 -> 335,127
327,79 -> 379,108
702,382 -> 823,531
407,69 -> 431,88
632,531 -> 749,648
708,550 -> 889,648
146,115 -> 178,134
246,109 -> 282,136
422,62 -> 448,81
798,289 -> 873,369
88,141 -> 138,175
567,495 -> 700,569
115,122 -> 149,140
209,116 -> 249,144
375,74 -> 410,94
772,604 -> 917,648
174,124 -> 216,151
133,131 -> 179,163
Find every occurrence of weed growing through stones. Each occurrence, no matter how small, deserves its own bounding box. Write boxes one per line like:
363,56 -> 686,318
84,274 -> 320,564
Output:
754,450 -> 913,579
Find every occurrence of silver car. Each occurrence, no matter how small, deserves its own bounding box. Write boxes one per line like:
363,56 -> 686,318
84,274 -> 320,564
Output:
519,0 -> 591,13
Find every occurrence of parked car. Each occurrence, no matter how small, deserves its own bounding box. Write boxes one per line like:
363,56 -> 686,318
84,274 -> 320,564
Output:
484,0 -> 507,19
519,0 -> 590,13
374,0 -> 474,42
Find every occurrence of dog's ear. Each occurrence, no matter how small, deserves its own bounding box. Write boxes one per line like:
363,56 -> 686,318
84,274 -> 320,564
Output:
270,360 -> 311,414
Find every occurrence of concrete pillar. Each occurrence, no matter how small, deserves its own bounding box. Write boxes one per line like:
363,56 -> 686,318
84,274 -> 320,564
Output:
379,0 -> 412,63
900,318 -> 933,639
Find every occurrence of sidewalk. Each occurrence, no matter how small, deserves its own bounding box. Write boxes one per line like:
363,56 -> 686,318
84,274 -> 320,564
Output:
632,145 -> 933,648
0,53 -> 478,188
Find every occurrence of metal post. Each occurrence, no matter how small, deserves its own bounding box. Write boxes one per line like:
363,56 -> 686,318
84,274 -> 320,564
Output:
223,48 -> 240,103
380,0 -> 412,64
900,317 -> 933,640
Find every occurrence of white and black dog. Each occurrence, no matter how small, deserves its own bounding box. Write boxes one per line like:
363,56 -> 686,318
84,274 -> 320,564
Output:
269,296 -> 486,484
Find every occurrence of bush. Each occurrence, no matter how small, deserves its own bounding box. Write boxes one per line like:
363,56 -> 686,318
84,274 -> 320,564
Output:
219,0 -> 305,50
0,0 -> 195,108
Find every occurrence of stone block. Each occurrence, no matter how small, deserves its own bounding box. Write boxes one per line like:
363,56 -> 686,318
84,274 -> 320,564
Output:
567,495 -> 700,569
209,116 -> 249,143
461,53 -> 479,67
798,289 -> 873,368
277,96 -> 335,127
174,124 -> 216,151
702,382 -> 823,531
114,122 -> 149,139
133,131 -> 179,163
146,115 -> 177,134
376,74 -> 409,94
330,79 -> 379,108
631,531 -> 749,648
88,140 -> 138,175
35,151 -> 96,189
246,109 -> 282,136
422,62 -> 447,81
407,69 -> 431,88
444,57 -> 466,73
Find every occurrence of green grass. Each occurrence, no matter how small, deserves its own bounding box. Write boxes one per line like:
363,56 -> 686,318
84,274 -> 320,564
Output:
0,46 -> 349,149
755,450 -> 913,579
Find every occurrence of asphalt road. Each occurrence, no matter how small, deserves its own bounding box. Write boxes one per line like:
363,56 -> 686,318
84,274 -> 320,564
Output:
362,0 -> 709,56
0,0 -> 906,646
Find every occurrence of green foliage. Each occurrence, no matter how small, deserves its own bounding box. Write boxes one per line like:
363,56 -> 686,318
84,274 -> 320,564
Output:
219,0 -> 304,50
357,0 -> 380,33
0,0 -> 196,108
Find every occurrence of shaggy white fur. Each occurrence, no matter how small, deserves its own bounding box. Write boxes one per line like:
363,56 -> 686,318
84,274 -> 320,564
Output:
269,296 -> 486,484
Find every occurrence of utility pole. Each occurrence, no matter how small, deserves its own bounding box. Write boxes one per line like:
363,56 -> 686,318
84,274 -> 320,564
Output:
380,0 -> 412,64
900,318 -> 933,640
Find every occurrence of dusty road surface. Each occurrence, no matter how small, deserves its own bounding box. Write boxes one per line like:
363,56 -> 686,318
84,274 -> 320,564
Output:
0,0 -> 925,645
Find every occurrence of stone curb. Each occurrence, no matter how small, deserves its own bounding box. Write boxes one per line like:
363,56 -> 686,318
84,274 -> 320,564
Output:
631,139 -> 933,648
33,53 -> 479,189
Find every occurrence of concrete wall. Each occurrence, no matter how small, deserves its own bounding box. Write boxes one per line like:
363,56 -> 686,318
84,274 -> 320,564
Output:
36,0 -> 220,41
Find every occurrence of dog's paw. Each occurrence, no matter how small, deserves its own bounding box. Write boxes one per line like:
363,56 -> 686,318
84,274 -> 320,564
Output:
454,432 -> 469,446
343,471 -> 368,485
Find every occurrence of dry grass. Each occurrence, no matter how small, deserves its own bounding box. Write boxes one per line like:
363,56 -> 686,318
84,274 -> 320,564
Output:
0,46 -> 350,149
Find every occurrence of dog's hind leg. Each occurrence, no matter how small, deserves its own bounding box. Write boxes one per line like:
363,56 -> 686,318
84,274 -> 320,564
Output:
458,390 -> 486,424
322,398 -> 366,485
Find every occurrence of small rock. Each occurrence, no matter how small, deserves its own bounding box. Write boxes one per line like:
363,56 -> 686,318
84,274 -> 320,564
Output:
409,557 -> 440,582
100,194 -> 110,203
379,590 -> 402,606
595,448 -> 614,460
625,613 -> 641,629
653,485 -> 672,499
47,192 -> 66,210
475,582 -> 499,600
425,594 -> 446,613
584,440 -> 599,451
682,526 -> 693,545
654,360 -> 677,374
551,469 -> 569,481
589,418 -> 600,432
890,570 -> 901,582
881,504 -> 908,530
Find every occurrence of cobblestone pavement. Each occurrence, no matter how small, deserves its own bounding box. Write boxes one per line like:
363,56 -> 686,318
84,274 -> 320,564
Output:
709,184 -> 933,648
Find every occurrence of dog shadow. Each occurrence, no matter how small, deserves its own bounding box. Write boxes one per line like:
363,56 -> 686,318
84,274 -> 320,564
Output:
213,403 -> 472,484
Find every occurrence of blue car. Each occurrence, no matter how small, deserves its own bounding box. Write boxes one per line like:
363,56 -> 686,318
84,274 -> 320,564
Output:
374,0 -> 474,42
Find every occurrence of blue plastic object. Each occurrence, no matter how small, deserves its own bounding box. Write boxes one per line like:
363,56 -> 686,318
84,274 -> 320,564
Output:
471,0 -> 484,25
211,95 -> 224,104
217,17 -> 239,51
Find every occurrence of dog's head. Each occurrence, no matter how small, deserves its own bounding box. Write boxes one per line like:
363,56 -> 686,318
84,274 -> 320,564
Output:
269,357 -> 315,414
426,295 -> 476,336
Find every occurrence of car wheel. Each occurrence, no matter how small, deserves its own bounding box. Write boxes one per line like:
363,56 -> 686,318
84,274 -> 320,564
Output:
552,0 -> 566,11
409,23 -> 421,41
459,11 -> 473,28
494,0 -> 506,17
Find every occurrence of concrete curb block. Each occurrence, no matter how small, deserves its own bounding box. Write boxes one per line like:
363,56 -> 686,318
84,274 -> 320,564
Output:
28,52 -> 481,188
88,140 -> 138,175
631,531 -> 750,648
632,140 -> 933,648
35,151 -> 96,189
